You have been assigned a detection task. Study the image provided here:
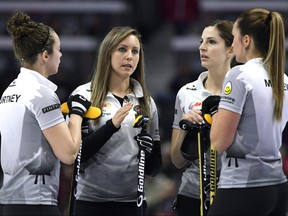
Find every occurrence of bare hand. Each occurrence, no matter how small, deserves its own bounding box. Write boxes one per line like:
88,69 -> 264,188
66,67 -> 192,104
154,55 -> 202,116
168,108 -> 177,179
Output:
182,109 -> 204,125
112,102 -> 133,128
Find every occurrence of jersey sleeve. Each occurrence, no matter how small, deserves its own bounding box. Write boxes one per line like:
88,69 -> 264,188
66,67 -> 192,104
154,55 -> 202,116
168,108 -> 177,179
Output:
172,87 -> 185,129
219,66 -> 251,115
70,82 -> 91,100
31,86 -> 64,130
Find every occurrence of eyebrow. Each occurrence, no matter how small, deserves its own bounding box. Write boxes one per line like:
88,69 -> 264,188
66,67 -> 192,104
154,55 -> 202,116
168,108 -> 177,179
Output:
117,44 -> 140,50
205,37 -> 217,40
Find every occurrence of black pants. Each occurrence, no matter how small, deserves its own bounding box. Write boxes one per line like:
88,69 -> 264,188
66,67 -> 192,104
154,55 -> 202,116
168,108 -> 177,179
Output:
74,200 -> 147,216
173,194 -> 208,216
1,205 -> 61,216
208,182 -> 288,216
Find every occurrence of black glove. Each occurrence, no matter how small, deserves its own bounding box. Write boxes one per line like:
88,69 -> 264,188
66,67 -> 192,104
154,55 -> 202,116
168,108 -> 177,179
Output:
201,95 -> 220,125
67,94 -> 91,118
81,119 -> 94,138
179,120 -> 211,161
134,132 -> 154,158
179,119 -> 199,131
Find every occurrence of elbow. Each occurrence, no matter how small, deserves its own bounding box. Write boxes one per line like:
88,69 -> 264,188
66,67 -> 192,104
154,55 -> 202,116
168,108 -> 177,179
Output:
171,155 -> 186,169
59,152 -> 78,165
211,138 -> 230,153
210,131 -> 226,153
211,142 -> 224,153
171,159 -> 181,169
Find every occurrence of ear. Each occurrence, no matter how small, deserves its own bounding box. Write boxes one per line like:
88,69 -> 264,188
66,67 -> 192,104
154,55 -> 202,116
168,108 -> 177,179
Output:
226,46 -> 234,58
228,46 -> 233,54
242,35 -> 251,48
41,50 -> 49,63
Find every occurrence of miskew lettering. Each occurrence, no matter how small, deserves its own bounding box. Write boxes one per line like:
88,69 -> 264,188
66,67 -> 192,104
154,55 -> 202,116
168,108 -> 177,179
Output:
73,144 -> 82,197
264,79 -> 272,87
137,150 -> 145,207
210,149 -> 217,202
42,104 -> 60,113
0,94 -> 21,104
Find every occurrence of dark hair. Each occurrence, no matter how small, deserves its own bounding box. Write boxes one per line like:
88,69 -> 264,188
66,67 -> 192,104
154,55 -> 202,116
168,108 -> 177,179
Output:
236,8 -> 285,121
207,19 -> 234,48
206,19 -> 236,67
6,12 -> 54,64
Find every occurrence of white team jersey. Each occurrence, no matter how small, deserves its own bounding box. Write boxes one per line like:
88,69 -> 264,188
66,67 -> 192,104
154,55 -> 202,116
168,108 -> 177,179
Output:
0,68 -> 64,205
218,58 -> 288,188
173,72 -> 222,199
70,78 -> 160,202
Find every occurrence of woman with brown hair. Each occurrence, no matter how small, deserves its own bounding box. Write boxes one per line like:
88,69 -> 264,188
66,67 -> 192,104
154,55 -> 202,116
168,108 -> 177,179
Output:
0,12 -> 91,215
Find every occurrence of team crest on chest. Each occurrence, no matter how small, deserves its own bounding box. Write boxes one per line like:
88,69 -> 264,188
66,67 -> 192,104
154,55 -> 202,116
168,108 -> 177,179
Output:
188,101 -> 202,110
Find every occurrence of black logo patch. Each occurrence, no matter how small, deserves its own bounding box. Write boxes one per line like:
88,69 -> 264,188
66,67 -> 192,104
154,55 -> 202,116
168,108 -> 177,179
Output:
42,104 -> 60,113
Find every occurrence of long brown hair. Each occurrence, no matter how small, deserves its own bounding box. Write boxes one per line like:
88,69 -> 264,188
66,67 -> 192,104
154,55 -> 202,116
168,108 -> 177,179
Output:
236,8 -> 285,121
90,26 -> 151,122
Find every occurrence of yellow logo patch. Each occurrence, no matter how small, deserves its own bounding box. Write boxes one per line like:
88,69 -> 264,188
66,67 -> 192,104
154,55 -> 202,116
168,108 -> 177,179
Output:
224,81 -> 232,95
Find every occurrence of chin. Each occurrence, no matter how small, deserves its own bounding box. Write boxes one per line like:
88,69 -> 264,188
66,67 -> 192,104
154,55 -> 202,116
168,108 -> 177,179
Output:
49,70 -> 58,77
201,62 -> 209,68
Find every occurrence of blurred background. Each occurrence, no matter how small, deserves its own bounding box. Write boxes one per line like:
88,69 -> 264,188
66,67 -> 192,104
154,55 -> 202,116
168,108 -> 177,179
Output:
0,0 -> 288,215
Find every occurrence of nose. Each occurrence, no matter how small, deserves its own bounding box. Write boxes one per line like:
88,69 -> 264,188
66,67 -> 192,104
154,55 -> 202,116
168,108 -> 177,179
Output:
199,42 -> 206,51
126,50 -> 132,60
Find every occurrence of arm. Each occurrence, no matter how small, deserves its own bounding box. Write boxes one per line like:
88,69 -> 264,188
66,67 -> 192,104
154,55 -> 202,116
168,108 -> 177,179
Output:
43,94 -> 91,165
43,114 -> 83,165
81,119 -> 119,162
170,128 -> 188,169
81,102 -> 134,162
170,108 -> 203,168
210,108 -> 240,152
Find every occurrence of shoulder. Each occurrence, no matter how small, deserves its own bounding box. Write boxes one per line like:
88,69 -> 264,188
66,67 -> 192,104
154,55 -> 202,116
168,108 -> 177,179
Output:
225,65 -> 249,83
33,83 -> 59,103
71,82 -> 92,99
177,72 -> 207,98
178,80 -> 197,93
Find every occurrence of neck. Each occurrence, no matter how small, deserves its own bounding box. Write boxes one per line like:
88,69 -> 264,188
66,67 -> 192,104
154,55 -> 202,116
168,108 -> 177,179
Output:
109,78 -> 131,98
204,69 -> 228,95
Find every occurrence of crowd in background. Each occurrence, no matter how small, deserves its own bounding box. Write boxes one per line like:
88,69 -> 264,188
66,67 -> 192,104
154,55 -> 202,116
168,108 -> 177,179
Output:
1,0 -> 288,215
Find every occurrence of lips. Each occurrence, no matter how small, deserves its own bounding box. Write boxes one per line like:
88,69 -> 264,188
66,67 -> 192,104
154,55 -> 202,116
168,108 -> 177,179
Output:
122,64 -> 132,68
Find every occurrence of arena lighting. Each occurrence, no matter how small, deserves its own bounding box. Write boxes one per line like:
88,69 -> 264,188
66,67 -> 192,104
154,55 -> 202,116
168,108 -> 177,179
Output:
200,0 -> 288,12
171,36 -> 288,51
0,36 -> 98,51
0,1 -> 129,13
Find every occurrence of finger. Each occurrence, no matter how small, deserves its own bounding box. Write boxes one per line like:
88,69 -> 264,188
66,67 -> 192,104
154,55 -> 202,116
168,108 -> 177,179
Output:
122,102 -> 133,109
188,110 -> 203,124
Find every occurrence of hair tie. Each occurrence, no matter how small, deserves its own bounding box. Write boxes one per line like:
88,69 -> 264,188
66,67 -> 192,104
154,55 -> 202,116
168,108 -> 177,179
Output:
266,12 -> 272,25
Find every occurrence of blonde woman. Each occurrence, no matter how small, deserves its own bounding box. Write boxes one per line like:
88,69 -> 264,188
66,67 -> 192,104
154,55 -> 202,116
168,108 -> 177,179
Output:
203,8 -> 288,215
68,27 -> 162,216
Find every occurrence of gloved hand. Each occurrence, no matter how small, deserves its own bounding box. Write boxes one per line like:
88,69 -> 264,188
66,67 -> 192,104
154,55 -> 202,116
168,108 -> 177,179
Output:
179,120 -> 210,161
134,132 -> 154,158
201,95 -> 220,125
81,119 -> 94,138
179,119 -> 199,131
67,94 -> 91,118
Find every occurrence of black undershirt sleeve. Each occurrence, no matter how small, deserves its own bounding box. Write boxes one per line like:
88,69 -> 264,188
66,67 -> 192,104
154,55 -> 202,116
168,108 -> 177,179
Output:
80,119 -> 120,162
80,115 -> 162,177
145,140 -> 162,177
